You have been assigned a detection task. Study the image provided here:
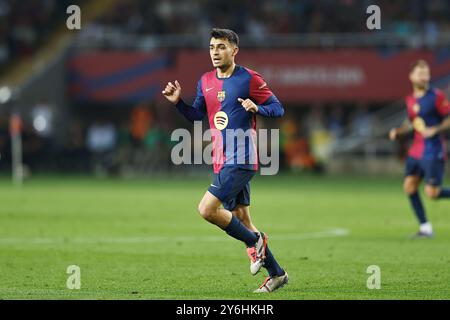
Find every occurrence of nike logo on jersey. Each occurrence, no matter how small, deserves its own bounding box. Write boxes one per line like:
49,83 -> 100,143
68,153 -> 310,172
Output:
258,83 -> 267,89
210,184 -> 219,188
206,87 -> 214,92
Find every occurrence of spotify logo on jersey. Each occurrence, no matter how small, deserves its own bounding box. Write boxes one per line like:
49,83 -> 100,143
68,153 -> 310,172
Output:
214,111 -> 229,130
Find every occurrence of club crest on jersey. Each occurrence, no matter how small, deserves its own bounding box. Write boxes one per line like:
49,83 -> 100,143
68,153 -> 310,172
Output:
214,111 -> 228,130
217,91 -> 226,102
412,103 -> 420,113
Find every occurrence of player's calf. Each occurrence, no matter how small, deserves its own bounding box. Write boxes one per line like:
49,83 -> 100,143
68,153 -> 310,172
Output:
232,205 -> 258,233
198,192 -> 260,247
424,185 -> 440,200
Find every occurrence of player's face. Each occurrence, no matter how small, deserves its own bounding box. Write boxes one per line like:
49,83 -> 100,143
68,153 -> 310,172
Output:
409,65 -> 430,89
209,38 -> 238,69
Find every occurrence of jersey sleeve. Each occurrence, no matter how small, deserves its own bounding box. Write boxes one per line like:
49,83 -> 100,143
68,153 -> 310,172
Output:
435,89 -> 450,118
256,95 -> 284,118
249,71 -> 274,105
175,79 -> 206,122
192,79 -> 207,112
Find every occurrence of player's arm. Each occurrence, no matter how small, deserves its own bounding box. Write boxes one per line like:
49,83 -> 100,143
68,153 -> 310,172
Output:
423,116 -> 450,138
435,116 -> 450,133
389,118 -> 413,141
256,95 -> 284,118
162,80 -> 206,122
238,95 -> 284,117
423,90 -> 450,138
239,71 -> 284,118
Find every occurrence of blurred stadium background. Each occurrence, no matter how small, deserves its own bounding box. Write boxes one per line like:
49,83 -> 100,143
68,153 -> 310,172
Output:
1,0 -> 450,300
1,0 -> 450,178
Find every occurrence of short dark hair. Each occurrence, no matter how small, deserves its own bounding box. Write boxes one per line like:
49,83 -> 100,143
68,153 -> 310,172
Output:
210,28 -> 239,46
410,59 -> 429,72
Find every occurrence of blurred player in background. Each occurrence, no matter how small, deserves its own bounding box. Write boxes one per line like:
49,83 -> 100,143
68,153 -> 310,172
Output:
162,28 -> 288,292
390,60 -> 450,238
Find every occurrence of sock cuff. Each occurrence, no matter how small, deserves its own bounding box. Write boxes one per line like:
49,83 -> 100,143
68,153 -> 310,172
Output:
224,215 -> 238,232
438,187 -> 450,198
409,192 -> 419,198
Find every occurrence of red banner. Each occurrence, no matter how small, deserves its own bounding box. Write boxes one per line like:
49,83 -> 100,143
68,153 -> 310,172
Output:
69,49 -> 450,104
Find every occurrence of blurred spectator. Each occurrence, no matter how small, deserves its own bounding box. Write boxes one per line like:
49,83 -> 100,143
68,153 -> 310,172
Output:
80,0 -> 450,47
281,118 -> 320,173
117,120 -> 131,147
144,126 -> 170,151
86,120 -> 117,175
130,104 -> 153,145
21,123 -> 44,172
0,0 -> 84,70
1,0 -> 450,75
350,104 -> 374,138
86,120 -> 117,153
57,118 -> 89,172
328,105 -> 344,139
424,20 -> 439,48
307,105 -> 333,164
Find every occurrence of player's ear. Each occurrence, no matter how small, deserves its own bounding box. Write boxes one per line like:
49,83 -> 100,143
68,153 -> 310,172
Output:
232,45 -> 239,57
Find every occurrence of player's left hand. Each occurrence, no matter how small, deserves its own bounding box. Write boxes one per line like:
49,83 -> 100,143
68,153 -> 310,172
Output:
422,126 -> 438,138
238,98 -> 258,113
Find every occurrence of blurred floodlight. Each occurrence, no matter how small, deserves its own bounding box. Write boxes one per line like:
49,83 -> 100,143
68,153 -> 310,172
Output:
33,115 -> 47,132
0,86 -> 12,104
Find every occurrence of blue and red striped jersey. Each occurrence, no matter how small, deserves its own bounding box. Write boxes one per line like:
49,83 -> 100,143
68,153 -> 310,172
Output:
406,88 -> 450,160
175,65 -> 284,173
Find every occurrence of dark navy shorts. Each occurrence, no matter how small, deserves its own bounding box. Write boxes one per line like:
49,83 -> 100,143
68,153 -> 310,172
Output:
405,156 -> 446,186
207,166 -> 257,211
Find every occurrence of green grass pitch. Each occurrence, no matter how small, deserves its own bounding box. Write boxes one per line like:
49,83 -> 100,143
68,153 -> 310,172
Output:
0,174 -> 449,300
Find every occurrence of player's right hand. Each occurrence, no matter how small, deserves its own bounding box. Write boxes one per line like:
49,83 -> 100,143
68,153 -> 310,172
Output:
389,128 -> 399,141
162,80 -> 181,104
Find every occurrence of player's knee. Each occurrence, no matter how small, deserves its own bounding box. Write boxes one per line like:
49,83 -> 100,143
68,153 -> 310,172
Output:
198,202 -> 216,221
403,180 -> 418,195
424,186 -> 440,200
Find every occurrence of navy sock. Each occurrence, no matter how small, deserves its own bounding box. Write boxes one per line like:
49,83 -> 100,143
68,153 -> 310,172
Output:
263,245 -> 285,278
409,192 -> 427,224
224,216 -> 258,247
438,187 -> 450,199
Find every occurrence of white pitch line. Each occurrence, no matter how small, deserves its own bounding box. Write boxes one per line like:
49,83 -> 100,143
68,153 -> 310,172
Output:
0,228 -> 349,245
